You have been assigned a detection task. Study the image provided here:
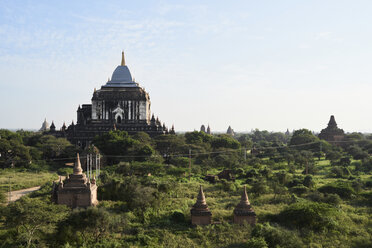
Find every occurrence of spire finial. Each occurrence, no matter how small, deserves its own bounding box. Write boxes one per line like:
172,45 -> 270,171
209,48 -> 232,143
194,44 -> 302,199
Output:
73,153 -> 83,175
240,185 -> 250,205
121,51 -> 125,66
196,185 -> 207,205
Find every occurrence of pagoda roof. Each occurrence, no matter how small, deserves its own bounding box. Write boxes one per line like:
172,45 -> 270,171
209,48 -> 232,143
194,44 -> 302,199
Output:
102,52 -> 139,88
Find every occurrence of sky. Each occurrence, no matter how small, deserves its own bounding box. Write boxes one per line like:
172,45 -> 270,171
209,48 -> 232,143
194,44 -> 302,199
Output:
1,0 -> 372,132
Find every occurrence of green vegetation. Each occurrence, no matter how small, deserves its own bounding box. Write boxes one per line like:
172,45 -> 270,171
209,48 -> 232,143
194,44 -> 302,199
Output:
0,169 -> 58,192
0,129 -> 78,201
0,129 -> 372,247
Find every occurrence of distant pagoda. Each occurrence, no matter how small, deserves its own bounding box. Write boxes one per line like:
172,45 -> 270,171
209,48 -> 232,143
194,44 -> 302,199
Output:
39,118 -> 50,132
318,115 -> 345,143
227,125 -> 235,136
233,185 -> 256,225
190,185 -> 212,225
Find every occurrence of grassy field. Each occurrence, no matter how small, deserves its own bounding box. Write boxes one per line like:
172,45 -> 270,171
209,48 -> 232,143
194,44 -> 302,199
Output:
0,169 -> 58,192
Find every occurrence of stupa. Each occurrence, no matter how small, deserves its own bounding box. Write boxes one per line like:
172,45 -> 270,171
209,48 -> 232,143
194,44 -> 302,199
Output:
190,185 -> 212,225
233,185 -> 256,225
57,153 -> 98,208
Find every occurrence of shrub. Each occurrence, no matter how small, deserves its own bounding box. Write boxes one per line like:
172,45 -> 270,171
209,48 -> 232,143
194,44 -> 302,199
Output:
303,175 -> 315,188
318,181 -> 355,199
57,167 -> 73,176
0,190 -> 6,203
252,223 -> 303,248
290,185 -> 308,196
245,237 -> 268,248
274,202 -> 338,232
306,192 -> 341,207
251,180 -> 270,196
170,211 -> 186,223
329,166 -> 351,178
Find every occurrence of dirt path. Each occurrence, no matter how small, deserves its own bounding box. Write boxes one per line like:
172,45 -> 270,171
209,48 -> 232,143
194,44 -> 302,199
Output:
7,176 -> 65,204
8,186 -> 41,202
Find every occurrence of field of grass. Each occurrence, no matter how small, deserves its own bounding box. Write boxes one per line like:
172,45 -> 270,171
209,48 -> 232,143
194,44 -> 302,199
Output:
0,169 -> 58,192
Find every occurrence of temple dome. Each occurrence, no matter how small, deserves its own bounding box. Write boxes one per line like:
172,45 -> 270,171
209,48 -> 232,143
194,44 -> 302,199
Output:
102,52 -> 139,88
111,65 -> 133,83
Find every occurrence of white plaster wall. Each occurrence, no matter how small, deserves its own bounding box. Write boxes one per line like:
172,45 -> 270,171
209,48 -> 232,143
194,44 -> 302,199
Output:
92,101 -> 97,119
139,101 -> 146,120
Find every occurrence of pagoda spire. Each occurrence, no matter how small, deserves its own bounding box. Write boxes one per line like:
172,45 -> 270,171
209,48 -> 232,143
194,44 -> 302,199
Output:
73,153 -> 83,175
239,185 -> 250,206
121,51 -> 126,66
195,185 -> 207,206
327,115 -> 338,129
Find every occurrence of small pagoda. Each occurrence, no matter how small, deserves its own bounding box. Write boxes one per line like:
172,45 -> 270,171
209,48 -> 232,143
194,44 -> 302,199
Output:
233,185 -> 256,225
57,153 -> 98,208
190,185 -> 212,225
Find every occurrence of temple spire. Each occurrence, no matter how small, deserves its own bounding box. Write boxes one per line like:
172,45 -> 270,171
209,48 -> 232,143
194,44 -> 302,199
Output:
240,185 -> 250,206
73,153 -> 83,175
196,185 -> 207,206
121,51 -> 126,66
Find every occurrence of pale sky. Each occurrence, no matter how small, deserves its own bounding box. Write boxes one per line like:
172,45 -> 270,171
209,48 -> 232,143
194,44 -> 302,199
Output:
1,0 -> 372,132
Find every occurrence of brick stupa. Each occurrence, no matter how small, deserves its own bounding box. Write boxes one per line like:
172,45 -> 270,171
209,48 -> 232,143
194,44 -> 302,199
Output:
57,153 -> 98,208
233,185 -> 256,225
190,185 -> 212,225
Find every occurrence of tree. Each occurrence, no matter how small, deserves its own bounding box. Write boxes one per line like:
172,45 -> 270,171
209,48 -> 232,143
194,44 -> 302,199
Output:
0,138 -> 32,168
211,134 -> 241,149
37,135 -> 75,160
276,202 -> 338,232
93,130 -> 139,164
289,129 -> 319,147
4,197 -> 68,248
185,131 -> 213,145
326,150 -> 342,162
56,207 -> 120,246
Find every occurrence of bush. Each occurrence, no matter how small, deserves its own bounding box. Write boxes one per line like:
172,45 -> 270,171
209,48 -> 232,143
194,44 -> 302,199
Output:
251,180 -> 270,196
252,223 -> 303,248
219,179 -> 237,192
274,202 -> 338,232
329,166 -> 351,178
318,181 -> 355,199
0,190 -> 6,203
303,175 -> 314,188
245,237 -> 268,248
290,185 -> 308,196
57,167 -> 73,176
170,211 -> 186,223
56,207 -> 119,246
306,192 -> 341,207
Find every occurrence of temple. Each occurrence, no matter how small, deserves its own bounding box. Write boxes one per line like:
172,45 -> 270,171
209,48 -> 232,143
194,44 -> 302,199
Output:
39,118 -> 50,132
48,52 -> 172,147
55,153 -> 98,208
318,115 -> 345,143
233,186 -> 256,225
227,126 -> 235,136
200,124 -> 211,135
190,185 -> 212,225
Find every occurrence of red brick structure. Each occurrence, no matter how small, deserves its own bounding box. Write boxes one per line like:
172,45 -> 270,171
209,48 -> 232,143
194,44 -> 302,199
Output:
233,186 -> 256,225
57,153 -> 98,208
190,186 -> 212,225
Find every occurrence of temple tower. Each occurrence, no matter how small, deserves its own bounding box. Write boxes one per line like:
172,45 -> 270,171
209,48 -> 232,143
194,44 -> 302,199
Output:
190,185 -> 212,225
233,185 -> 256,225
207,125 -> 211,135
57,153 -> 98,208
227,126 -> 235,136
318,115 -> 345,143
